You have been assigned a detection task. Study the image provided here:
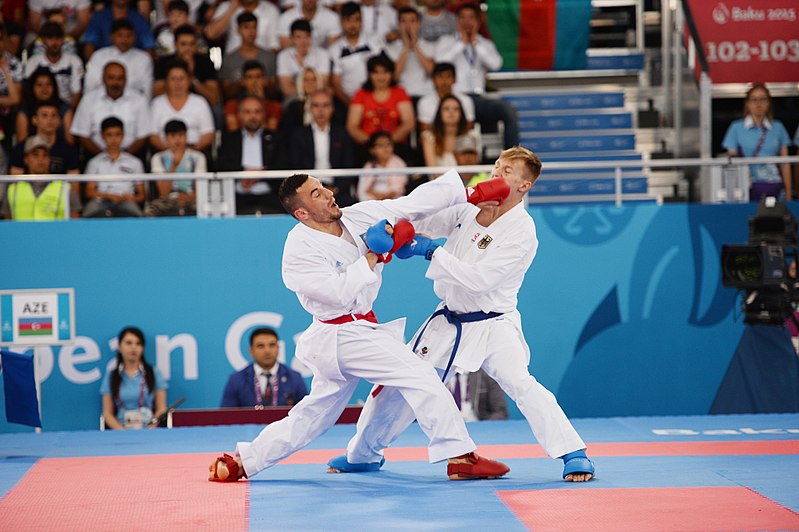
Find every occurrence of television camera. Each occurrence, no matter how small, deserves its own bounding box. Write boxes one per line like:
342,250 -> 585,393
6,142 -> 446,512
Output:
721,197 -> 799,325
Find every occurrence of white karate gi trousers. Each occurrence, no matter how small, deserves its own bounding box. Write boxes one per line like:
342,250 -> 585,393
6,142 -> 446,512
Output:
236,321 -> 476,477
346,318 -> 586,463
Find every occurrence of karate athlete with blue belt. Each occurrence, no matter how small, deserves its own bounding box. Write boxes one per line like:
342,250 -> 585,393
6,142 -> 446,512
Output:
329,146 -> 595,482
209,168 -> 512,482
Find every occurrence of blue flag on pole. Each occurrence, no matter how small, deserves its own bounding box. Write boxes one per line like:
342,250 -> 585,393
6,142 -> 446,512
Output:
1,350 -> 42,427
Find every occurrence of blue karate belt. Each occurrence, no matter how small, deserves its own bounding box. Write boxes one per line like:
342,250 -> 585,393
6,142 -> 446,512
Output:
411,306 -> 502,382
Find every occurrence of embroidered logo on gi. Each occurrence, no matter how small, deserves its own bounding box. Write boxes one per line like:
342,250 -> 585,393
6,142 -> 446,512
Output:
335,260 -> 343,268
477,235 -> 493,249
455,223 -> 462,229
471,232 -> 481,243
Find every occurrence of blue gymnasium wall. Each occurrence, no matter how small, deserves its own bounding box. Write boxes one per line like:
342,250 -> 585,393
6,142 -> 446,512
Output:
0,202 -> 762,433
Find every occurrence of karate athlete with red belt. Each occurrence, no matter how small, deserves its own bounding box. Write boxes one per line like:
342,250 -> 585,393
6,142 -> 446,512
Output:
329,146 -> 595,482
209,168 -> 512,482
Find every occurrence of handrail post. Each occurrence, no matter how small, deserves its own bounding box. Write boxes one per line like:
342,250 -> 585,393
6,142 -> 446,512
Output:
615,165 -> 623,207
661,0 -> 672,126
673,1 -> 684,158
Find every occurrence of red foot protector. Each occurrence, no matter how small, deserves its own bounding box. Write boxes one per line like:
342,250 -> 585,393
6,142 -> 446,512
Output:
498,487 -> 799,532
209,453 -> 246,482
447,452 -> 510,480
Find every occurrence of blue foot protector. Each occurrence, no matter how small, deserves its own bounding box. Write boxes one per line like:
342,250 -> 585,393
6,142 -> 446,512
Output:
327,454 -> 385,473
561,450 -> 595,480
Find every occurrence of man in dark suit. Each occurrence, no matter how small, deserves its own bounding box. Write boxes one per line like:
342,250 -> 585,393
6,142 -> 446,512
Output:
217,95 -> 282,214
288,88 -> 357,207
221,327 -> 308,408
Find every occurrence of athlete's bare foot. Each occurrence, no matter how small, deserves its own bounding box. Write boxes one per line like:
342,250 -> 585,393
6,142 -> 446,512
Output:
564,472 -> 593,482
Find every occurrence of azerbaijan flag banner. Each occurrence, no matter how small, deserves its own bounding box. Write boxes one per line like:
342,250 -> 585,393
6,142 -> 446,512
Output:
487,0 -> 592,71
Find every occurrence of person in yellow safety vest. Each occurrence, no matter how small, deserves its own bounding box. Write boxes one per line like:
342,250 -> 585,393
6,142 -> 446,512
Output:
0,135 -> 81,220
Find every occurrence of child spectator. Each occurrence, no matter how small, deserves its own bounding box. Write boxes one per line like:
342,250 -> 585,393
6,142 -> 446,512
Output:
357,130 -> 408,201
82,116 -> 146,218
146,119 -> 205,216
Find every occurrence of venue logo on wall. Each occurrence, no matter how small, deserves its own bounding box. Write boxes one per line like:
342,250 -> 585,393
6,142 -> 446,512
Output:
712,3 -> 731,24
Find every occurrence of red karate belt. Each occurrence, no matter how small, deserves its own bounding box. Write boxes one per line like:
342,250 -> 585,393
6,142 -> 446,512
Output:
319,310 -> 384,397
319,310 -> 378,325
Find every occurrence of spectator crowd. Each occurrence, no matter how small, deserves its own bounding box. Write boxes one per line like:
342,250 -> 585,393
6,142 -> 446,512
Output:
0,0 -> 518,219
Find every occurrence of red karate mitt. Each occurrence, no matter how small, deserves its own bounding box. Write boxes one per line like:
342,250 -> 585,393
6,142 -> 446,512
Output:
466,177 -> 510,205
379,219 -> 416,264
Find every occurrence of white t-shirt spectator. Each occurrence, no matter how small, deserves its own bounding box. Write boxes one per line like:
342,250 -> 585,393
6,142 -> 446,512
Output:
149,94 -> 215,147
278,6 -> 341,49
83,46 -> 153,100
434,35 -> 503,94
276,46 -> 330,80
70,88 -> 153,150
383,38 -> 435,98
329,36 -> 384,99
212,1 -> 281,52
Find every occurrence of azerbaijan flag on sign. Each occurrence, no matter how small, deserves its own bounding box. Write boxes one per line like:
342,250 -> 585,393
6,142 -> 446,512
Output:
486,0 -> 592,71
18,317 -> 53,336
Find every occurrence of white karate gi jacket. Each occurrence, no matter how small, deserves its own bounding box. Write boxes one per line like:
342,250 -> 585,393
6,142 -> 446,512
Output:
411,201 -> 538,372
282,169 -> 468,382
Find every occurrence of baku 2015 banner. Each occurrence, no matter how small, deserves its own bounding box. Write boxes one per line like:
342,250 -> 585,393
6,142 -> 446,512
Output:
685,0 -> 799,83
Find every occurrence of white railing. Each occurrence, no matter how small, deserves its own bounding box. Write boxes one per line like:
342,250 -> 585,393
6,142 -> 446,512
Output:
2,155 -> 798,217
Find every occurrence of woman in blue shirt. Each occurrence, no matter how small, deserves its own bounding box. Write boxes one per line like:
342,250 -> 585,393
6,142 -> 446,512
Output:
101,326 -> 167,429
722,83 -> 792,202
